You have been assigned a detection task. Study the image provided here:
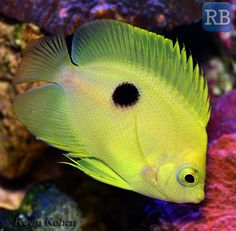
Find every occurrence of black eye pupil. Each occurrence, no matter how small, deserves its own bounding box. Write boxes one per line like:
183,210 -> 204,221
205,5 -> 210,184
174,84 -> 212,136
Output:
112,82 -> 140,107
184,174 -> 195,183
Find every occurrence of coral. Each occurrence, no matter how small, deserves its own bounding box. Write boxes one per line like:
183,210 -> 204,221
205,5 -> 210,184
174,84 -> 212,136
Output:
145,134 -> 236,231
204,0 -> 236,102
203,58 -> 236,102
0,16 -> 46,179
0,2 -> 235,230
0,181 -> 82,230
0,0 -> 205,35
217,0 -> 236,59
207,89 -> 236,143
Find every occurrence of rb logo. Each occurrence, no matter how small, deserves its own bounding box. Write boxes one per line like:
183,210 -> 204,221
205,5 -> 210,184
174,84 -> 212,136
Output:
202,2 -> 232,32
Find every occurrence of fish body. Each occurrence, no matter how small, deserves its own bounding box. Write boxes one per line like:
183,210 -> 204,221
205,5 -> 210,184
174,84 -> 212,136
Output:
14,20 -> 210,203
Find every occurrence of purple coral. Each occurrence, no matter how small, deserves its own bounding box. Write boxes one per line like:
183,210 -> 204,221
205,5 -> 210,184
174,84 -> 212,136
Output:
0,0 -> 204,35
207,89 -> 236,143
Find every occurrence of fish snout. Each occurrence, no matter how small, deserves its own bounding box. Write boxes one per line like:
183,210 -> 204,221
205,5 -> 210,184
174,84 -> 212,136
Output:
192,190 -> 205,203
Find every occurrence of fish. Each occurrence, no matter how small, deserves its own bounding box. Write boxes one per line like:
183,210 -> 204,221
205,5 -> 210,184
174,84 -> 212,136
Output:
13,20 -> 210,203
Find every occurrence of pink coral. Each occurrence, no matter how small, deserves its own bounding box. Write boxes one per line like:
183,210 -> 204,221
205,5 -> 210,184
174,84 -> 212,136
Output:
182,134 -> 236,230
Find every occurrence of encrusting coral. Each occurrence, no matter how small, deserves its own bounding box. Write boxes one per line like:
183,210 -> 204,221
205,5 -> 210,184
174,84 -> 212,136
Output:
0,0 -> 205,35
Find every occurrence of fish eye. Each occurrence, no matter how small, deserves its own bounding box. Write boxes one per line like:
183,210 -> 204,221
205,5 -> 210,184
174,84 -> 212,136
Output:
177,165 -> 199,187
112,82 -> 140,107
184,174 -> 195,183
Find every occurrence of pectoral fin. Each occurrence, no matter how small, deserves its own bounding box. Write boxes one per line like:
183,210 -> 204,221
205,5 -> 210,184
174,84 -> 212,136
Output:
63,155 -> 132,190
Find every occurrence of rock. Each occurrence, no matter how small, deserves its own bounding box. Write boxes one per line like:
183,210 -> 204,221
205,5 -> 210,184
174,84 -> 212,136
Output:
0,181 -> 82,231
0,17 -> 47,179
217,0 -> 236,60
202,58 -> 236,103
0,0 -> 205,35
207,89 -> 236,143
0,79 -> 46,179
0,186 -> 25,210
145,134 -> 236,231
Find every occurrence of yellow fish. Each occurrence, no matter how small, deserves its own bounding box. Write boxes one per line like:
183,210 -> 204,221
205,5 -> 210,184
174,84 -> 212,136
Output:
14,20 -> 210,203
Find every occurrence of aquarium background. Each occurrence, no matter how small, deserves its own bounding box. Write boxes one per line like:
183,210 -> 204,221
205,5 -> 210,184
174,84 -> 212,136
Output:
0,0 -> 236,230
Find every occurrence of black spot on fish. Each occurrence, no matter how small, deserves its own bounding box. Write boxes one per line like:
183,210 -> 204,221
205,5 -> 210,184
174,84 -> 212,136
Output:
184,174 -> 195,184
112,82 -> 140,107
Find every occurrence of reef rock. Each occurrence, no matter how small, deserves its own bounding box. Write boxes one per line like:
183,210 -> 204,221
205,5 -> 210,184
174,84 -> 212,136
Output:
0,0 -> 205,35
207,89 -> 236,143
146,134 -> 236,231
202,58 -> 236,103
217,0 -> 236,60
0,181 -> 82,230
0,17 -> 46,179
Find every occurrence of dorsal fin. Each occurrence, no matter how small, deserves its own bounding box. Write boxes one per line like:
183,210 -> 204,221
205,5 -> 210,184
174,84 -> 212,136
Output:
71,20 -> 210,125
